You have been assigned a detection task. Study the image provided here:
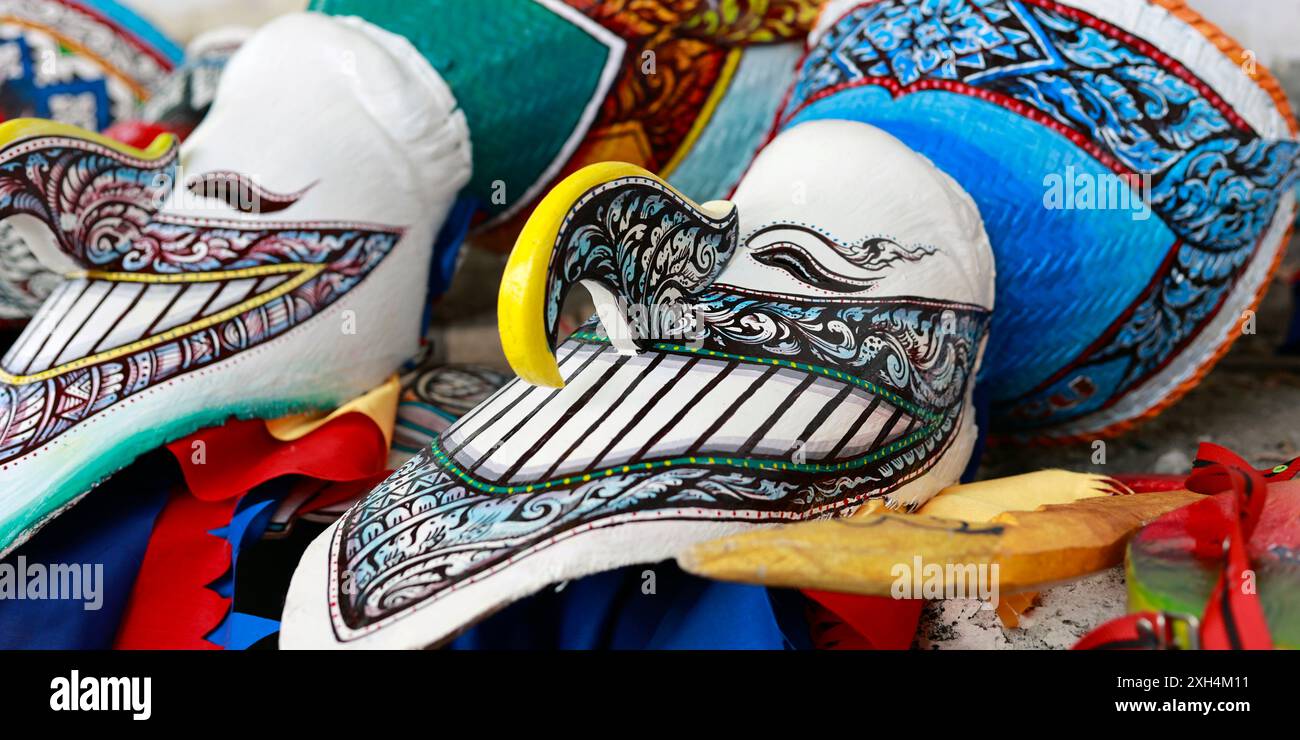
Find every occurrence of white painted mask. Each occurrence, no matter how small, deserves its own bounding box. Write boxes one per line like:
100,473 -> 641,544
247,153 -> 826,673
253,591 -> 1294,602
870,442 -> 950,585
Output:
283,119 -> 996,649
0,12 -> 470,554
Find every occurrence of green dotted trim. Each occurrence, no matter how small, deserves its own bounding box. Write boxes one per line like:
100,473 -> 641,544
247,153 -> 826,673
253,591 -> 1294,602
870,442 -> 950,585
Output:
567,330 -> 938,422
430,417 -> 944,495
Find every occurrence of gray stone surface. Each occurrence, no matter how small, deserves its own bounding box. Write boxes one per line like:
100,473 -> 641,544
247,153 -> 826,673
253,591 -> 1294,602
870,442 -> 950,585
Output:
915,568 -> 1129,650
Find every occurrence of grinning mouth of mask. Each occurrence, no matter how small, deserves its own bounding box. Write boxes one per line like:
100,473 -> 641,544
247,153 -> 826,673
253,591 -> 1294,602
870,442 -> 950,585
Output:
334,304 -> 985,634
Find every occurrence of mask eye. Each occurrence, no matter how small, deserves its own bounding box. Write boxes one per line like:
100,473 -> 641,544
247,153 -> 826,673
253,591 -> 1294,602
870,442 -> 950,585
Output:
750,242 -> 877,293
186,171 -> 312,214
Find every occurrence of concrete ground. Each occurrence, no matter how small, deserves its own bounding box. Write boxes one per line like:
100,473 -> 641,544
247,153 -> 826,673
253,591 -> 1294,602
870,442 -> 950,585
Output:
915,568 -> 1129,650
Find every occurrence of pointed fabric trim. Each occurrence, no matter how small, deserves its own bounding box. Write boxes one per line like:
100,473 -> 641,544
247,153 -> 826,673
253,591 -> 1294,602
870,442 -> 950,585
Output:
116,387 -> 395,648
114,489 -> 236,650
209,612 -> 281,651
204,497 -> 280,649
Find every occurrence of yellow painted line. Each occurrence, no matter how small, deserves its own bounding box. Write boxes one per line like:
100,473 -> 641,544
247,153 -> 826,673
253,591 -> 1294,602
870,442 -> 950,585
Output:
0,263 -> 323,385
0,117 -> 175,163
74,262 -> 308,284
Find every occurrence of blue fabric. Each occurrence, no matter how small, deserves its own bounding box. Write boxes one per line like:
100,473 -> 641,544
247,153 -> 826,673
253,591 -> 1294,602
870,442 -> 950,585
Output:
449,563 -> 811,650
423,196 -> 478,334
205,490 -> 280,649
216,612 -> 281,651
0,457 -> 171,649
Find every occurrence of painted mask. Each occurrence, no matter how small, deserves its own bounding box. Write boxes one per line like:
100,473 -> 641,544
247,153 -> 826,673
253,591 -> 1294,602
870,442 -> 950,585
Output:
282,119 -> 996,648
309,0 -> 826,247
781,0 -> 1299,439
300,0 -> 1294,444
135,26 -> 250,141
0,12 -> 471,554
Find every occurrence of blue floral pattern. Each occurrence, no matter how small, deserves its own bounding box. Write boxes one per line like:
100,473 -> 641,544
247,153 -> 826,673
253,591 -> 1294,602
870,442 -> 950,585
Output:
784,0 -> 1300,430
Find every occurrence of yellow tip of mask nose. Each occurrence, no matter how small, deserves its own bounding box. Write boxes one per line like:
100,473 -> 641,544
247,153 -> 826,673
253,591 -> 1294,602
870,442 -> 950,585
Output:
498,162 -> 663,388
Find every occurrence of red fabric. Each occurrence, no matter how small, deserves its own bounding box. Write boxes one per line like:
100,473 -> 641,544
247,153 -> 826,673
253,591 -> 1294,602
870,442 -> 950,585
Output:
1076,444 -> 1273,650
1115,448 -> 1300,495
803,590 -> 923,650
114,413 -> 389,648
165,413 -> 389,502
1073,612 -> 1170,650
114,489 -> 237,650
102,120 -> 188,148
1184,446 -> 1272,650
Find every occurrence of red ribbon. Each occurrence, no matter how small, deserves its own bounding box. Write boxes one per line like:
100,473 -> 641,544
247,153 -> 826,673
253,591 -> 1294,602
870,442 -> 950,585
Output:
1074,444 -> 1273,650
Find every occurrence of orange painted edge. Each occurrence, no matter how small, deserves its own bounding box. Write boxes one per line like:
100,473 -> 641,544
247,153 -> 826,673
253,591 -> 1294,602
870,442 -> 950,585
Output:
998,1 -> 1299,445
1148,0 -> 1298,134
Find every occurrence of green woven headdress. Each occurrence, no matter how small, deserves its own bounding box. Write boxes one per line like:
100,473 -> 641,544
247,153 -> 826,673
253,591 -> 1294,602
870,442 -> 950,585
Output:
310,0 -> 625,218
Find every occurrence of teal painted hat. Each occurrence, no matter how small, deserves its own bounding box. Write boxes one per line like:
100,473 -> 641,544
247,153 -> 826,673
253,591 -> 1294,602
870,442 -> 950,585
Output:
311,0 -> 625,220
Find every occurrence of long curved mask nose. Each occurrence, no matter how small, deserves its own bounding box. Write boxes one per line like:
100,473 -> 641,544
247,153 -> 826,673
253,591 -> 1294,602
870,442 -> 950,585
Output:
283,119 -> 997,649
0,13 -> 471,556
